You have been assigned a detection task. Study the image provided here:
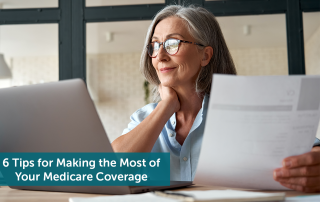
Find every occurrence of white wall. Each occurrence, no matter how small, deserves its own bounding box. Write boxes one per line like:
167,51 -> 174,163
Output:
11,56 -> 58,86
306,25 -> 320,75
231,48 -> 288,76
87,53 -> 146,142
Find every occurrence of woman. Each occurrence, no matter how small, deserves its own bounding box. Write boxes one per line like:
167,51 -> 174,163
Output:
112,5 -> 320,192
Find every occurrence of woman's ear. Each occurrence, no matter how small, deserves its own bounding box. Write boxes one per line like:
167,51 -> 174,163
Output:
200,46 -> 213,67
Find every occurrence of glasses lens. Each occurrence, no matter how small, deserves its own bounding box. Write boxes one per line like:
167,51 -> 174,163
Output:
165,39 -> 179,55
148,42 -> 160,57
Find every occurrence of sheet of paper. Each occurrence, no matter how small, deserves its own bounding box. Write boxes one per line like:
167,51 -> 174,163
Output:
172,190 -> 285,201
195,75 -> 320,190
70,190 -> 285,202
69,193 -> 177,202
286,195 -> 320,201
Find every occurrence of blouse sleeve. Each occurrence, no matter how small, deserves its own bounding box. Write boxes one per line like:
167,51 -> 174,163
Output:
313,138 -> 320,147
122,103 -> 157,135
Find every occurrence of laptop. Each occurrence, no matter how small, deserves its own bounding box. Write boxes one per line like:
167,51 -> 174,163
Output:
0,79 -> 192,194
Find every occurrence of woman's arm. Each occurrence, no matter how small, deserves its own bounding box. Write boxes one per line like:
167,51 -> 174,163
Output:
111,85 -> 180,152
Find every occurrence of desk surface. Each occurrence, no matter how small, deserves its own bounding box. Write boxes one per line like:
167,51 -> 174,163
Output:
0,185 -> 319,202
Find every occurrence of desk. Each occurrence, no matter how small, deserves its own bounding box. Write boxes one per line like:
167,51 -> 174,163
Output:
0,185 -> 318,202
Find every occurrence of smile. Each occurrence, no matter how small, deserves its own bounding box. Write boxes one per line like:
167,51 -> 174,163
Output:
159,67 -> 176,73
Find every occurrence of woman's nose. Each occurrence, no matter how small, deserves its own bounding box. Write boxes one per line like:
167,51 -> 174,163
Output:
157,45 -> 169,62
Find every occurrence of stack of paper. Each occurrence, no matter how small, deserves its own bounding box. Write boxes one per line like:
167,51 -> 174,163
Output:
70,193 -> 176,202
70,190 -> 285,202
286,195 -> 320,202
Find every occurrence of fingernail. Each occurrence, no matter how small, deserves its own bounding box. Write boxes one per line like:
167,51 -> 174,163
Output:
275,170 -> 282,177
283,160 -> 291,168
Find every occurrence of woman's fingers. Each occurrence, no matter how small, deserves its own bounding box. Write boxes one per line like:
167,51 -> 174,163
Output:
274,165 -> 320,178
274,148 -> 320,192
158,84 -> 180,112
280,182 -> 320,193
276,176 -> 320,187
282,150 -> 320,169
158,84 -> 176,100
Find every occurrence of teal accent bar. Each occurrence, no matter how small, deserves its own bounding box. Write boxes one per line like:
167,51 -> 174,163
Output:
0,153 -> 170,186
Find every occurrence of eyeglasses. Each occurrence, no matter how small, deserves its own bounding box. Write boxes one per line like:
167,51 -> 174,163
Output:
147,38 -> 205,58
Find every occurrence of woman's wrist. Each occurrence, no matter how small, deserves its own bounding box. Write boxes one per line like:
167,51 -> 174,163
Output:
158,100 -> 178,115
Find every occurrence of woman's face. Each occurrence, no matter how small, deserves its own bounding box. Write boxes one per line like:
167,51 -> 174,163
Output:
151,16 -> 203,89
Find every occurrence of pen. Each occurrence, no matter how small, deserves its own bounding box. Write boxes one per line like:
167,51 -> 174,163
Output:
153,191 -> 194,202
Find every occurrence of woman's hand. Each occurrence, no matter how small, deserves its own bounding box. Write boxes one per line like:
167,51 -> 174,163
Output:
273,147 -> 320,192
158,84 -> 180,113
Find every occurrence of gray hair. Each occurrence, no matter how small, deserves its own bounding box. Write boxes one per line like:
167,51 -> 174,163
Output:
140,5 -> 237,102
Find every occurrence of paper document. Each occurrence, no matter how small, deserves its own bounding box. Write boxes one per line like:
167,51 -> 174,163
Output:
195,75 -> 320,190
164,190 -> 285,201
70,190 -> 285,202
69,193 -> 176,202
286,195 -> 320,201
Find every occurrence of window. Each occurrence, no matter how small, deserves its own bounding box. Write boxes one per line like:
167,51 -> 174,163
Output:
0,0 -> 58,9
86,21 -> 151,141
86,0 -> 164,7
303,12 -> 320,76
0,24 -> 58,88
217,14 -> 288,76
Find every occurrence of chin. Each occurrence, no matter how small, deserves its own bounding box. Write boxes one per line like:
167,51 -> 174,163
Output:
159,80 -> 176,87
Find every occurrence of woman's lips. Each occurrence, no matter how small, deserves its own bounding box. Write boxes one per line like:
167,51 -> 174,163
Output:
160,67 -> 176,73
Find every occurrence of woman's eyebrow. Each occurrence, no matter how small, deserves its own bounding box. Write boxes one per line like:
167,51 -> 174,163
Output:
151,33 -> 184,40
167,33 -> 184,38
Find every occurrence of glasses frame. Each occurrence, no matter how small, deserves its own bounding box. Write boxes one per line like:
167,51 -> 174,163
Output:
147,38 -> 205,58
